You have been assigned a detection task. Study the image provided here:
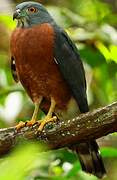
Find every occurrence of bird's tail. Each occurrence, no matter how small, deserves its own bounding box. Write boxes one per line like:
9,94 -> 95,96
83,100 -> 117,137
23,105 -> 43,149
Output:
72,140 -> 106,178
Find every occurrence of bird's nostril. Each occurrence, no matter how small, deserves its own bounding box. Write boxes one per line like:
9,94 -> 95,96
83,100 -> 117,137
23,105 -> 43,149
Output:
17,9 -> 21,14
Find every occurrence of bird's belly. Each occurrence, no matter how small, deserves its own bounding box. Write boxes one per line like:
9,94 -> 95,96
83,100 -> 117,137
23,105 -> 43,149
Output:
20,60 -> 72,110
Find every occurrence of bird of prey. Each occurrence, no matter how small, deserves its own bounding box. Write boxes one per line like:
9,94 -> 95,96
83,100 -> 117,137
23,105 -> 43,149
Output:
10,1 -> 106,178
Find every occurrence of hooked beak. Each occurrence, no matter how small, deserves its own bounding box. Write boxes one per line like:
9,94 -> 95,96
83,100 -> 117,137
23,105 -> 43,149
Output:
13,9 -> 21,20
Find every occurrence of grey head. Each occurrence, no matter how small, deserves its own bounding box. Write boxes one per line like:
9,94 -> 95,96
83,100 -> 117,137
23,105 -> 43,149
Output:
13,1 -> 55,28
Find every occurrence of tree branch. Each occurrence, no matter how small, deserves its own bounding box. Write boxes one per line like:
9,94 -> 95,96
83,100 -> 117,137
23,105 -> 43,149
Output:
0,102 -> 117,155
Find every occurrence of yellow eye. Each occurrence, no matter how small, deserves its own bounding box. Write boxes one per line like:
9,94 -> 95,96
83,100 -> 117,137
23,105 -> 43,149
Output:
28,7 -> 37,13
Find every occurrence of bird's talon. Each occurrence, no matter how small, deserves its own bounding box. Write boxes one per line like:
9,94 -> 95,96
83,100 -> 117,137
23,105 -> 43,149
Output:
38,116 -> 57,131
25,119 -> 36,127
16,119 -> 37,131
16,121 -> 25,130
25,121 -> 28,126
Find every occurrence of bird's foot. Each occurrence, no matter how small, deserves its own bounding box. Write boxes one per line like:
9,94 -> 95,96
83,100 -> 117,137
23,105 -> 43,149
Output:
25,119 -> 36,126
15,116 -> 57,132
16,119 -> 36,130
15,121 -> 25,130
38,116 -> 57,131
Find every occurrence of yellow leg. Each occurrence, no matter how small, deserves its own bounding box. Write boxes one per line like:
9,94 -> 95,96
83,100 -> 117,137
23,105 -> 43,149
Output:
16,96 -> 42,130
26,97 -> 43,126
38,97 -> 57,131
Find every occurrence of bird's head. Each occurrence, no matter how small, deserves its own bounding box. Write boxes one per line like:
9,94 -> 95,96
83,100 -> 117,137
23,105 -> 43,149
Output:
13,1 -> 54,28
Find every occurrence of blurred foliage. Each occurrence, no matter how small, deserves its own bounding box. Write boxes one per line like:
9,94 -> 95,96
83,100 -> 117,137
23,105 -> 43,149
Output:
0,0 -> 117,179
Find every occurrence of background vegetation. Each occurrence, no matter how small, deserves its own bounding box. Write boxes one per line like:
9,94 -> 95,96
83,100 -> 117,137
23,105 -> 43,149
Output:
0,0 -> 117,179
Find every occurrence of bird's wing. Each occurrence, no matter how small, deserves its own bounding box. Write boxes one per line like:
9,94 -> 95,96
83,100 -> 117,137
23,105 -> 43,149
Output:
54,27 -> 89,113
11,56 -> 19,83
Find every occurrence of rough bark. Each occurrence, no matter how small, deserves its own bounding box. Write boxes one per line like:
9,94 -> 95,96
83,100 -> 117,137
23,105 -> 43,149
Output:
0,102 -> 117,155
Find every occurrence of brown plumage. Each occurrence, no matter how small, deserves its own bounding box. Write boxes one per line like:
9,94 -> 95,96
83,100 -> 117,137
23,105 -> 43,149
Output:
10,23 -> 71,111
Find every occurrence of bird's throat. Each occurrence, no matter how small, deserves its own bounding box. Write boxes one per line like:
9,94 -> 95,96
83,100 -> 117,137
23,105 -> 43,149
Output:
17,18 -> 30,28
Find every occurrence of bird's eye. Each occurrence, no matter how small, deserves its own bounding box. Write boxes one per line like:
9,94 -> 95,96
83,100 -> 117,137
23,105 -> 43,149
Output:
28,7 -> 38,13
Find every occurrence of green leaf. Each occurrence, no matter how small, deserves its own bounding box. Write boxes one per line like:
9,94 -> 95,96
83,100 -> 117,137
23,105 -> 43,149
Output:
96,42 -> 117,63
95,41 -> 111,62
79,46 -> 106,67
101,147 -> 117,158
109,45 -> 117,63
0,143 -> 44,180
0,15 -> 16,29
66,161 -> 81,178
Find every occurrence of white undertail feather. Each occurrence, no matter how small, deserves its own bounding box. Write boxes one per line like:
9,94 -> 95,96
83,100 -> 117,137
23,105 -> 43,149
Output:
55,97 -> 80,121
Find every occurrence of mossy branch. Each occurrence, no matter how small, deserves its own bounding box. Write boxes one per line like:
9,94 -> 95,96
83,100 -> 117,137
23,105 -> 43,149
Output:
0,102 -> 117,155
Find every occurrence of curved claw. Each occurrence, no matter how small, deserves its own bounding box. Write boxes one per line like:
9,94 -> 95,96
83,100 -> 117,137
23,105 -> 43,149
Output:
15,121 -> 25,130
38,116 -> 57,131
16,119 -> 37,130
25,119 -> 36,126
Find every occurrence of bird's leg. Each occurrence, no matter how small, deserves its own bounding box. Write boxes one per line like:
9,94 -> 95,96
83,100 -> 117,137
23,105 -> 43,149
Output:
38,97 -> 57,131
16,96 -> 42,130
26,100 -> 42,126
